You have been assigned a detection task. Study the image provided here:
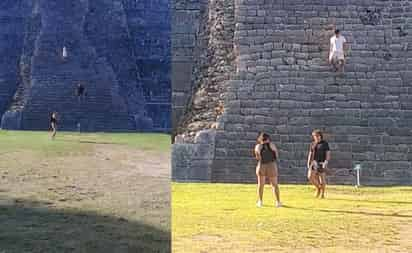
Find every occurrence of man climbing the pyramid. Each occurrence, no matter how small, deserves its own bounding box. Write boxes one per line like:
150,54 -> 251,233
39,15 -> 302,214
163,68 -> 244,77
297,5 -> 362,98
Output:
76,82 -> 86,103
329,29 -> 347,72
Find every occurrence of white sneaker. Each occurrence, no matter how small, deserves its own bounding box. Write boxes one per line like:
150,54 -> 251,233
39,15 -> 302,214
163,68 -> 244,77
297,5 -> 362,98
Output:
276,201 -> 282,208
256,200 -> 263,208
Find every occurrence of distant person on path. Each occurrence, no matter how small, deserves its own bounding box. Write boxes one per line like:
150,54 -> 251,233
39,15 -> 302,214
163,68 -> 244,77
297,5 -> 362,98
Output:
254,132 -> 282,208
329,29 -> 347,72
76,83 -> 86,102
307,129 -> 331,198
50,112 -> 58,140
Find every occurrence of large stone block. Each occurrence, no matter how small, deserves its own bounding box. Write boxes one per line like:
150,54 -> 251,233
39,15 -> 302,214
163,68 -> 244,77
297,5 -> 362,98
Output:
172,143 -> 214,181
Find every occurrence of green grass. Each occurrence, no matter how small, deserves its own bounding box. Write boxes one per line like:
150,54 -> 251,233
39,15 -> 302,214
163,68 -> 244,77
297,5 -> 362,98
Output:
172,183 -> 412,252
0,130 -> 171,156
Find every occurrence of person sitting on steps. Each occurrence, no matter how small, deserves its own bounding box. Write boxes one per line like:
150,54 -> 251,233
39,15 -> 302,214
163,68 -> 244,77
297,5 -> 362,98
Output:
329,29 -> 347,72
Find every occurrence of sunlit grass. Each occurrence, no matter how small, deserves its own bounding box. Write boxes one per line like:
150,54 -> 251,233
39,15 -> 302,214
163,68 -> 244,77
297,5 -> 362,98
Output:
0,130 -> 170,156
172,183 -> 412,252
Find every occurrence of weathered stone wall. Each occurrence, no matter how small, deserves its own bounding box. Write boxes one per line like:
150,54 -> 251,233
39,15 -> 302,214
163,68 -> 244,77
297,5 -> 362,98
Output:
172,0 -> 205,133
173,0 -> 412,185
124,0 -> 171,131
0,1 -> 29,124
172,0 -> 235,137
0,0 -> 171,132
173,129 -> 215,181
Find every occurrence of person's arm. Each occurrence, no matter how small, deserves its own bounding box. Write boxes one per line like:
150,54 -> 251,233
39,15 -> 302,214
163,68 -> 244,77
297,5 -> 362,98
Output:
270,143 -> 279,160
307,146 -> 313,169
254,144 -> 262,161
343,37 -> 348,57
329,38 -> 333,63
330,40 -> 333,54
323,142 -> 331,168
323,151 -> 331,168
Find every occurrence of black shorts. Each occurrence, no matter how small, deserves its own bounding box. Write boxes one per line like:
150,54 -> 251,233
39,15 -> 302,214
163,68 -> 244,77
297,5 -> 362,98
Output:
311,162 -> 325,174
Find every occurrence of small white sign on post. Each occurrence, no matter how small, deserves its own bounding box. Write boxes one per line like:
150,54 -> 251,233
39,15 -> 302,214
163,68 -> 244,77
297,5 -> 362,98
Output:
354,164 -> 361,187
62,46 -> 68,58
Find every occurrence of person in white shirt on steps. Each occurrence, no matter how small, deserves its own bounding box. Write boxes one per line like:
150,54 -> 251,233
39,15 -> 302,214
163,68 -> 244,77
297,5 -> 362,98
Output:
329,29 -> 347,72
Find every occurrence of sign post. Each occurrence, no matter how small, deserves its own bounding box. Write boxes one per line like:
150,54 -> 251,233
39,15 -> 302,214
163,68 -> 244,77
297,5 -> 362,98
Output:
62,46 -> 68,59
354,164 -> 361,187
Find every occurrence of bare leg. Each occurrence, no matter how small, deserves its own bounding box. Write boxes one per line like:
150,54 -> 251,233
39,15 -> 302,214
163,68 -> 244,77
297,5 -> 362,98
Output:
313,174 -> 321,198
333,61 -> 338,71
330,58 -> 338,71
319,173 -> 327,198
308,168 -> 321,196
338,59 -> 345,72
269,176 -> 280,203
257,175 -> 266,203
51,127 -> 56,140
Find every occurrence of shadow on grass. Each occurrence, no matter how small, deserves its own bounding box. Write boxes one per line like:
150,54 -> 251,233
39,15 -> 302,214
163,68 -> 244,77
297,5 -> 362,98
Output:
0,198 -> 170,253
78,140 -> 121,145
327,198 -> 412,205
57,138 -> 120,145
283,205 -> 412,218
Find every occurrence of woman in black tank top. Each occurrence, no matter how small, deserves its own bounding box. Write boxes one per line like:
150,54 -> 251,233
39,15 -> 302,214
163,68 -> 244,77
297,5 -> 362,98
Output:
50,112 -> 58,140
307,129 -> 331,198
254,132 -> 282,208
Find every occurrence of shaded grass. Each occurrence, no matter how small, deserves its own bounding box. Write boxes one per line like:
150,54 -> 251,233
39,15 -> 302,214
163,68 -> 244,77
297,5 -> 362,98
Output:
0,130 -> 170,156
172,183 -> 412,252
0,130 -> 171,252
0,198 -> 170,253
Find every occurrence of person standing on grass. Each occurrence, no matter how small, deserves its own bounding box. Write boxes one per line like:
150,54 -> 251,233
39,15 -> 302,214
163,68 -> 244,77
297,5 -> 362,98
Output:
254,132 -> 282,208
50,112 -> 58,140
329,29 -> 347,72
307,129 -> 331,198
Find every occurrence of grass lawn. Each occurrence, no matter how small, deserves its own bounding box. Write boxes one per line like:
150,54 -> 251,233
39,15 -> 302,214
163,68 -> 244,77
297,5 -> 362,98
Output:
172,183 -> 412,253
0,130 -> 171,253
0,130 -> 170,155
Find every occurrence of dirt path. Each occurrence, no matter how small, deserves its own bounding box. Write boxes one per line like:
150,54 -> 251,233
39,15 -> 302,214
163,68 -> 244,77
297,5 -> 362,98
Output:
0,144 -> 170,252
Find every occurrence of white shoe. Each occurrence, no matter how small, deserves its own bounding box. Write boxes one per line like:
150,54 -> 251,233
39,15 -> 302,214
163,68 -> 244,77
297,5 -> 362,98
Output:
276,201 -> 282,208
256,200 -> 263,208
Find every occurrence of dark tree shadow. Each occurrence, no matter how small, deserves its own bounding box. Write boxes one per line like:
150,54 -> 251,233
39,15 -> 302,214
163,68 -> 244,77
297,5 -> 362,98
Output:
0,198 -> 170,253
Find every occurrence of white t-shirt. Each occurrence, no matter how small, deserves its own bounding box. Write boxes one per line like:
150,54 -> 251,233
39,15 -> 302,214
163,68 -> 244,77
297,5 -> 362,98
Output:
330,35 -> 346,52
